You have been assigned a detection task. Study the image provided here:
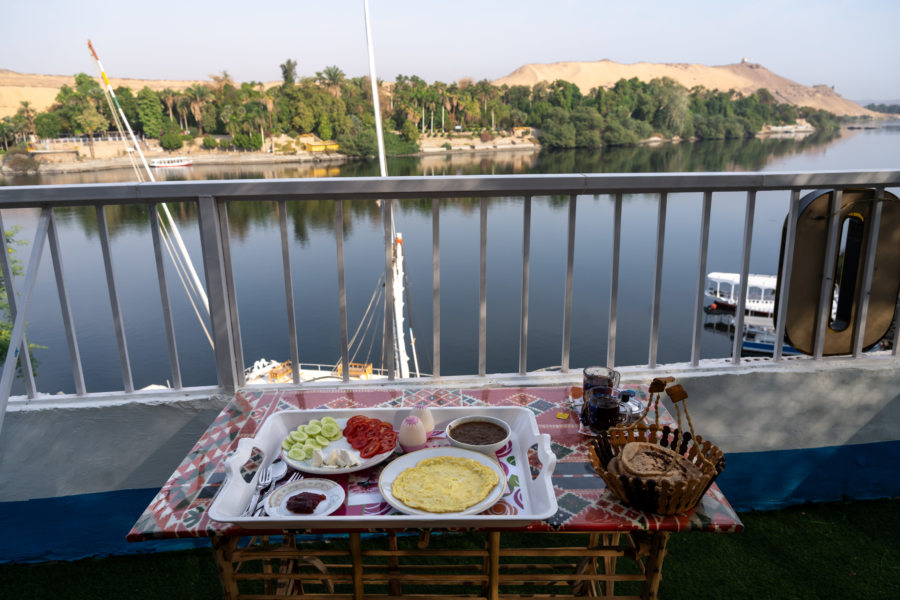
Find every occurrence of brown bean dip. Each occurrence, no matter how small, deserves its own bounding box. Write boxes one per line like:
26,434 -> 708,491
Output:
449,421 -> 507,445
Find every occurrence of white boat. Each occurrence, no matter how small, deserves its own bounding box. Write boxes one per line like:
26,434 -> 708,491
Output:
704,272 -> 777,317
149,156 -> 192,168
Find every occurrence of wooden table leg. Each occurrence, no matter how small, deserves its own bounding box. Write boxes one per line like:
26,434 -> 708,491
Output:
388,530 -> 401,596
350,532 -> 365,600
212,537 -> 241,600
488,531 -> 501,600
603,533 -> 621,598
641,532 -> 670,600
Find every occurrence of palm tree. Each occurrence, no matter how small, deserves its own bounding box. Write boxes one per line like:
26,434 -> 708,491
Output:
321,65 -> 345,97
175,92 -> 190,131
160,88 -> 177,122
280,59 -> 298,86
185,84 -> 211,136
209,71 -> 234,104
16,101 -> 36,137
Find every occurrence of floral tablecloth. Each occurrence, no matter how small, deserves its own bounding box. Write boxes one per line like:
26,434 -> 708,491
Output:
127,386 -> 743,541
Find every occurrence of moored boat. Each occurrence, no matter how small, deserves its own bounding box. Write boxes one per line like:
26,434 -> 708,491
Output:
149,156 -> 192,168
704,272 -> 776,317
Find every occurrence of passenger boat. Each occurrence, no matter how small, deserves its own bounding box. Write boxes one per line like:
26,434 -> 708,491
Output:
149,156 -> 192,168
704,272 -> 776,317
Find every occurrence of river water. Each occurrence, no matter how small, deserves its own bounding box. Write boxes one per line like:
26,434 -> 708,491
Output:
2,125 -> 899,395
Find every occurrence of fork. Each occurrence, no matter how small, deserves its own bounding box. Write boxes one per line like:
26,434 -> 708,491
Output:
253,471 -> 303,517
242,464 -> 274,516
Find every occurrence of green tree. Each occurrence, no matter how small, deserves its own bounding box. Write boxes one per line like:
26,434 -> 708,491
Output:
317,113 -> 333,140
541,107 -> 575,148
114,86 -> 140,128
136,87 -> 164,137
401,119 -> 419,144
16,101 -> 37,137
0,118 -> 14,150
320,65 -> 345,97
34,113 -> 61,139
280,59 -> 298,86
73,105 -> 109,158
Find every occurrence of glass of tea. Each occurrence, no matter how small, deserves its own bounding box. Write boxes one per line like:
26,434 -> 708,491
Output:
582,388 -> 639,434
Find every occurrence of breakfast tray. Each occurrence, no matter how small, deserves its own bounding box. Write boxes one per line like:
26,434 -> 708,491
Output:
209,406 -> 557,529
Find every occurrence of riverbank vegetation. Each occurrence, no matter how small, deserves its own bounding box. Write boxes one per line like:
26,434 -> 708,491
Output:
0,61 -> 840,157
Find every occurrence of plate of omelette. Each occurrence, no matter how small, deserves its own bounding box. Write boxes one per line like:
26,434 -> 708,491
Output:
378,447 -> 506,515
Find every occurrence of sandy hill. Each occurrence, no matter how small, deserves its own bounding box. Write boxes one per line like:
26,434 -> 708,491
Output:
0,69 -> 210,118
493,60 -> 877,117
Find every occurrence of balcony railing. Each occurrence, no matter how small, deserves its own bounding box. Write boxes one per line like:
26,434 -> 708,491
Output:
1,171 -> 899,432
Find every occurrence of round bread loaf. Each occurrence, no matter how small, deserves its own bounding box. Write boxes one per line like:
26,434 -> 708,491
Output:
619,442 -> 702,487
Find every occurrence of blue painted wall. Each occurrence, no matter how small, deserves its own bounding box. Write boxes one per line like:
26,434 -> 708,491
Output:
2,439 -> 898,563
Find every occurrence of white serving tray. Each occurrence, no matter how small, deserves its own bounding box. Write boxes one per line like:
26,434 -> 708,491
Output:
209,406 -> 557,529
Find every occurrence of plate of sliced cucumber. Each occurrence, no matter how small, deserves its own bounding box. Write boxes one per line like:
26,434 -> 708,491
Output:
280,416 -> 395,474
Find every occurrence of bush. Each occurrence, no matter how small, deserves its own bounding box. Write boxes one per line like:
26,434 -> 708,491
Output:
202,136 -> 218,150
442,142 -> 452,150
160,131 -> 184,151
479,130 -> 493,142
401,120 -> 419,144
2,147 -> 40,172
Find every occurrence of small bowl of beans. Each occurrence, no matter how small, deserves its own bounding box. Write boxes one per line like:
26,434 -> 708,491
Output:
445,415 -> 511,455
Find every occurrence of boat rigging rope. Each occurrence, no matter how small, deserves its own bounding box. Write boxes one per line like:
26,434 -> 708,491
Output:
345,274 -> 384,360
159,217 -> 214,349
349,279 -> 384,367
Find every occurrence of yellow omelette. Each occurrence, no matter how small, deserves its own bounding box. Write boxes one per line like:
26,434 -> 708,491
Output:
392,455 -> 500,513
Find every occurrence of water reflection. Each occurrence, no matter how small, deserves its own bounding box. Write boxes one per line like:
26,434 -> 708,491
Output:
1,129 -> 843,187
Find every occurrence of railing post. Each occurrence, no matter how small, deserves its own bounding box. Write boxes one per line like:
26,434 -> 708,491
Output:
197,195 -> 237,391
732,191 -> 756,364
690,192 -> 712,367
607,193 -> 622,368
0,208 -> 49,436
518,196 -> 532,375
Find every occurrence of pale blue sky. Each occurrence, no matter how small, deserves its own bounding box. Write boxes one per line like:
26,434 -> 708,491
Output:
5,0 -> 899,101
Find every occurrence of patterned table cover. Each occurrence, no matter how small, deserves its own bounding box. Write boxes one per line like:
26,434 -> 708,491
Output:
127,387 -> 743,541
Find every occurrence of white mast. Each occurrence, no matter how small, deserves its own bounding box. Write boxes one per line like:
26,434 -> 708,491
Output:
364,0 -> 416,378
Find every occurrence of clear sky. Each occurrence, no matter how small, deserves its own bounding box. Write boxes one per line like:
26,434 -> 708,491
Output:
5,0 -> 899,101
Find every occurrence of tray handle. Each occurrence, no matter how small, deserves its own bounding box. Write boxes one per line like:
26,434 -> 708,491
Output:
211,438 -> 265,520
532,433 -> 557,485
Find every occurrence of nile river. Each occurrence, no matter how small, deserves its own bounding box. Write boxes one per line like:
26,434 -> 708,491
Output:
2,125 -> 899,395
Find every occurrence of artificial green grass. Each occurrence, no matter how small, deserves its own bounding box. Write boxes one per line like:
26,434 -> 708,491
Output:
2,498 -> 898,599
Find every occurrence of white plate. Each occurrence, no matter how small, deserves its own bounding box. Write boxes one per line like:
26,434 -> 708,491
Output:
264,479 -> 346,517
281,417 -> 396,475
378,447 -> 506,516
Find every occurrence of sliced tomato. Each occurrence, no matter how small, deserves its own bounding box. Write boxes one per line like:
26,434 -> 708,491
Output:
360,440 -> 381,459
378,436 -> 396,453
348,433 -> 368,449
346,415 -> 367,427
376,421 -> 394,432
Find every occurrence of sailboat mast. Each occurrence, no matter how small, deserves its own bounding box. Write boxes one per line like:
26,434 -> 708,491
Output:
87,40 -> 155,182
87,40 -> 210,317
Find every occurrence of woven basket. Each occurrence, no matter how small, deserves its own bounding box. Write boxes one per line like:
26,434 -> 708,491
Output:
587,378 -> 725,515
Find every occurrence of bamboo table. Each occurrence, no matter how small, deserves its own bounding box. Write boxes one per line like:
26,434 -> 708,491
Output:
128,386 -> 742,599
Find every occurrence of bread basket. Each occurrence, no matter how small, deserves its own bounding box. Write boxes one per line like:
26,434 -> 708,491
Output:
588,377 -> 725,515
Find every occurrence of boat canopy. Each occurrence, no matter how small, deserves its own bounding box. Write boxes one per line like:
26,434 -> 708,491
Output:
707,272 -> 776,301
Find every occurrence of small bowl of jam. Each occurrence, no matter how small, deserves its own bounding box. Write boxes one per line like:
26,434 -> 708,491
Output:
445,415 -> 511,454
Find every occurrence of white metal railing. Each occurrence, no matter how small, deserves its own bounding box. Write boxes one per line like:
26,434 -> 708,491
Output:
1,171 -> 899,434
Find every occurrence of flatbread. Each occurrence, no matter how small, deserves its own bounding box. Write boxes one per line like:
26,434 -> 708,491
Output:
392,456 -> 500,513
